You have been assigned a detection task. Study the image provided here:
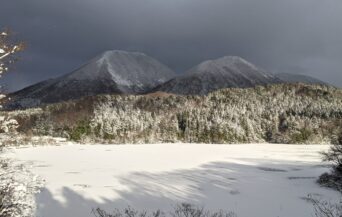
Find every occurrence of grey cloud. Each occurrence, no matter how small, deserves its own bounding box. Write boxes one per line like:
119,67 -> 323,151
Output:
1,0 -> 341,91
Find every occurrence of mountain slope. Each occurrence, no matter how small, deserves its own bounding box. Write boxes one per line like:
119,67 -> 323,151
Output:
154,56 -> 281,95
276,73 -> 328,85
6,50 -> 176,108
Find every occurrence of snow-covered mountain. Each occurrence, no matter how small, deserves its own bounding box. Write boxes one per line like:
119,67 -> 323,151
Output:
276,73 -> 328,86
153,56 -> 281,95
5,51 -> 331,109
6,50 -> 176,108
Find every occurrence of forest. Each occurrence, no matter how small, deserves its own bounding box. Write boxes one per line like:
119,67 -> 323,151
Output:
3,83 -> 342,145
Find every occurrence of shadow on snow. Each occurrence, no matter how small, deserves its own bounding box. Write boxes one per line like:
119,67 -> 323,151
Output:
35,159 -> 335,217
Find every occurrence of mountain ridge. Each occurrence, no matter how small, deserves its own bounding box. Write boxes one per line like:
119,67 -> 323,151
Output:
276,72 -> 328,86
153,56 -> 281,95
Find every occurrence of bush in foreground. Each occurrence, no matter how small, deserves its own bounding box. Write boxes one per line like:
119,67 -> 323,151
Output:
0,158 -> 42,217
318,131 -> 342,192
309,196 -> 342,217
92,203 -> 237,217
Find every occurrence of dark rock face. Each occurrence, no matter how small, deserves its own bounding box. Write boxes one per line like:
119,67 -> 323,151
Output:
154,56 -> 281,95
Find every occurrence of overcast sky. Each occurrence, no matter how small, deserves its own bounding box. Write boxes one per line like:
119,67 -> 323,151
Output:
1,0 -> 342,91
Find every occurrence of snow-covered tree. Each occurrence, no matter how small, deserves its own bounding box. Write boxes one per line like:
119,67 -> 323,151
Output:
318,131 -> 342,192
0,29 -> 25,76
13,83 -> 340,145
0,28 -> 24,133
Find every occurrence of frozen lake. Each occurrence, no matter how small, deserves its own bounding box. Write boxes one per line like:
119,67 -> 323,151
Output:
4,143 -> 340,217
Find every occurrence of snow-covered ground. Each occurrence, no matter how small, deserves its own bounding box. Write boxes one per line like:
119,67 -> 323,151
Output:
2,143 -> 341,217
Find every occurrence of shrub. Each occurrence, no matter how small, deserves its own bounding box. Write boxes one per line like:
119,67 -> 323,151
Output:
291,128 -> 313,144
317,172 -> 342,193
309,196 -> 342,217
69,120 -> 92,141
92,203 -> 236,217
318,131 -> 342,192
323,131 -> 342,169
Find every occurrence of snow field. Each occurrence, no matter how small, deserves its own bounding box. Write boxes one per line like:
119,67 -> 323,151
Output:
3,143 -> 341,217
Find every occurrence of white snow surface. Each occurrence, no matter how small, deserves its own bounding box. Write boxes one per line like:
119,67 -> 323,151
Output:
3,143 -> 341,217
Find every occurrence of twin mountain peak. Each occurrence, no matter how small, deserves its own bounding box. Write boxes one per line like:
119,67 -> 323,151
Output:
7,50 -> 326,108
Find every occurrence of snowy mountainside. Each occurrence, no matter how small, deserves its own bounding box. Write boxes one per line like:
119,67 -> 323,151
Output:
153,56 -> 281,95
276,72 -> 329,85
5,50 -> 176,109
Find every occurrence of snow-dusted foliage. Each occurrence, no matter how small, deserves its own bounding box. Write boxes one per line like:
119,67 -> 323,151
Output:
0,29 -> 24,76
9,84 -> 342,144
0,116 -> 18,133
93,203 -> 237,217
318,131 -> 342,192
0,95 -> 18,133
0,28 -> 28,217
0,158 -> 43,217
310,196 -> 342,217
0,29 -> 23,134
87,84 -> 342,144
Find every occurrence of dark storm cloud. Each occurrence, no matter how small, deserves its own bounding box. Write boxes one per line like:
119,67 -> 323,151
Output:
1,0 -> 342,91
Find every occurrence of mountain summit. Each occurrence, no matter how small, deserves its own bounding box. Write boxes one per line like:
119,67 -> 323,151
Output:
153,56 -> 281,95
6,50 -> 176,108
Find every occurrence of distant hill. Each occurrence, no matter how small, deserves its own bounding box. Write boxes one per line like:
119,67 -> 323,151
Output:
276,73 -> 328,85
153,56 -> 281,95
5,50 -> 176,109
